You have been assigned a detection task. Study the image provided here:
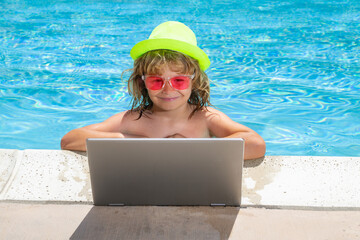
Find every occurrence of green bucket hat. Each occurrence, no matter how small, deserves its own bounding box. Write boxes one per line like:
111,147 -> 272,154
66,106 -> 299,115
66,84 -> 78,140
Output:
130,21 -> 210,71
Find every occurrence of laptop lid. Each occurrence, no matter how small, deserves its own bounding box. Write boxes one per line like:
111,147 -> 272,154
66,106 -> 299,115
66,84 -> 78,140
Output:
86,138 -> 244,206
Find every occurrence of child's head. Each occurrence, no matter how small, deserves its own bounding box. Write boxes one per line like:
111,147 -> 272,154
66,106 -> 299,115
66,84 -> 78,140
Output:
128,49 -> 210,117
127,21 -> 211,118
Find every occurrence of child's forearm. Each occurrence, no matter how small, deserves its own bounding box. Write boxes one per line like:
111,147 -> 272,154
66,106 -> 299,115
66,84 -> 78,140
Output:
225,132 -> 266,160
60,128 -> 124,151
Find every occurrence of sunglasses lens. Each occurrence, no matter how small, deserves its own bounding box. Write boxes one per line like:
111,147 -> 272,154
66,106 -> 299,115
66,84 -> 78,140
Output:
170,76 -> 190,90
145,76 -> 164,90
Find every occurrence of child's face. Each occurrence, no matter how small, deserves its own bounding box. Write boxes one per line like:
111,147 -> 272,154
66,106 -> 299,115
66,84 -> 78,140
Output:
146,64 -> 192,112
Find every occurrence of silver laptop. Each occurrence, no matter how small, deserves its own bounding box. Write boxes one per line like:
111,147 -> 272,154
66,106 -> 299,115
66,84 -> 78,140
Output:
86,138 -> 244,206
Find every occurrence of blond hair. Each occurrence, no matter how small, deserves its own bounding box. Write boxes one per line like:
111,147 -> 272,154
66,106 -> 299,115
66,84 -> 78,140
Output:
126,50 -> 211,119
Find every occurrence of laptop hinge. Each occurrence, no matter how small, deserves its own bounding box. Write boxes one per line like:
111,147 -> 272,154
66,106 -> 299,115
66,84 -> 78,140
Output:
211,203 -> 226,207
108,203 -> 125,206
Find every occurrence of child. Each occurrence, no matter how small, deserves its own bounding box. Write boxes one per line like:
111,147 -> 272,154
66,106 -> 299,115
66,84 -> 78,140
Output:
61,21 -> 266,160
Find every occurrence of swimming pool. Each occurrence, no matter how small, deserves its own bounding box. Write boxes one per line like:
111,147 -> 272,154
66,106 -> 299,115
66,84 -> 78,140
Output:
1,0 -> 359,156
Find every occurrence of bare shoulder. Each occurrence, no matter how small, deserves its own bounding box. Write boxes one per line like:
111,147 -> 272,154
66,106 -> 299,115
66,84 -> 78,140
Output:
106,110 -> 140,122
202,107 -> 252,137
105,110 -> 143,127
102,110 -> 127,123
83,110 -> 137,132
203,106 -> 233,122
188,106 -> 229,124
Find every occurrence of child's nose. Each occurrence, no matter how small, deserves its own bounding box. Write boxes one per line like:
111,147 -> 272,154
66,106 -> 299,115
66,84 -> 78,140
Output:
162,80 -> 174,91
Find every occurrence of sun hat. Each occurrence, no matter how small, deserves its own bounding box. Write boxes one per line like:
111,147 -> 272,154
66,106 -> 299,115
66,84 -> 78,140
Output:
130,21 -> 210,71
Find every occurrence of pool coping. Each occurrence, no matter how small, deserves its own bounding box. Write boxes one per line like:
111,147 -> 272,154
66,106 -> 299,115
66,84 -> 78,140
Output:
1,149 -> 359,209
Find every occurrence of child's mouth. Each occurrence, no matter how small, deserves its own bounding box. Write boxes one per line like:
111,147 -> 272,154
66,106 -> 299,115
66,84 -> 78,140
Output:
158,96 -> 179,101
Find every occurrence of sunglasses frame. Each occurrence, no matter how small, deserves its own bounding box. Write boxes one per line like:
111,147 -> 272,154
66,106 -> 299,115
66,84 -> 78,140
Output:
141,74 -> 195,90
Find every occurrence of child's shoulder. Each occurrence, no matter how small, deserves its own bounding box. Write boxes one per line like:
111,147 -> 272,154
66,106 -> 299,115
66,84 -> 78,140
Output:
201,106 -> 224,117
192,106 -> 224,121
200,106 -> 233,123
107,110 -> 140,122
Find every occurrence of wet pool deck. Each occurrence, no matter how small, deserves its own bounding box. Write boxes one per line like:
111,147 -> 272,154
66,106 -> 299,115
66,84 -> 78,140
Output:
1,149 -> 359,239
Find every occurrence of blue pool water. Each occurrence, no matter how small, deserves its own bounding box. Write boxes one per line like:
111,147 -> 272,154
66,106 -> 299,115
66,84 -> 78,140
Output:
1,0 -> 359,156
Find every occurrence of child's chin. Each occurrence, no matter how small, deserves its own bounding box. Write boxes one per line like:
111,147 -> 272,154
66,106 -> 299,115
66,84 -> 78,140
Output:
153,102 -> 187,112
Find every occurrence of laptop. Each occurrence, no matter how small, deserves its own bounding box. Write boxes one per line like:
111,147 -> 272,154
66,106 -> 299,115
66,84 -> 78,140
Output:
86,138 -> 244,206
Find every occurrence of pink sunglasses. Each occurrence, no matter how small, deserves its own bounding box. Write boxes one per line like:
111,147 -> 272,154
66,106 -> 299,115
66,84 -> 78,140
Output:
142,74 -> 195,90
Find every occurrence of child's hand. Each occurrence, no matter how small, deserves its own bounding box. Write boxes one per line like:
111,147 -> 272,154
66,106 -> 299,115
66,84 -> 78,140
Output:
165,133 -> 186,138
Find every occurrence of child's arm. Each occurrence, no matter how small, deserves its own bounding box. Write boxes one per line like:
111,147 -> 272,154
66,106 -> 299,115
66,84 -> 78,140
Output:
60,112 -> 127,151
206,107 -> 266,160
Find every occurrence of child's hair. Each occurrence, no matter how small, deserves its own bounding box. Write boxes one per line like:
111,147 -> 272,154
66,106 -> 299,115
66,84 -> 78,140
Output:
127,49 -> 211,119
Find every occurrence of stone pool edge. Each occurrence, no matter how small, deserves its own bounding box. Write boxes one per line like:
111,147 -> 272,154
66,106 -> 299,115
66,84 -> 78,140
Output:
0,149 -> 359,209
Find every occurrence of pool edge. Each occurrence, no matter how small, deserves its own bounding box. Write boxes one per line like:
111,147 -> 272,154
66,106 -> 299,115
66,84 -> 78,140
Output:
0,149 -> 359,209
